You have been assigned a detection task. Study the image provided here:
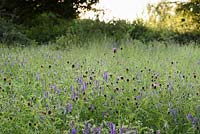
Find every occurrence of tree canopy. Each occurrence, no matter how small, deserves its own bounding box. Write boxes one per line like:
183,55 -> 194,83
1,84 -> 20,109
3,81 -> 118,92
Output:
0,0 -> 99,23
147,0 -> 200,33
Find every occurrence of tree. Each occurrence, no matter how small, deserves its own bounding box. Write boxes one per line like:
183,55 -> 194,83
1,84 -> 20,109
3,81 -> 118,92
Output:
0,0 -> 99,23
147,0 -> 200,33
176,0 -> 200,25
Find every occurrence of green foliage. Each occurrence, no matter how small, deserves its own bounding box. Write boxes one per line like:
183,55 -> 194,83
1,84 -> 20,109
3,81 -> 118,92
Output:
47,19 -> 133,49
147,1 -> 200,33
67,19 -> 132,42
176,0 -> 200,25
1,0 -> 99,23
0,18 -> 31,46
24,12 -> 69,43
143,1 -> 200,44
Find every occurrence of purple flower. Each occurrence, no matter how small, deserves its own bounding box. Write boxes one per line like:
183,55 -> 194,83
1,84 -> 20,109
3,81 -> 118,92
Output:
43,91 -> 47,99
186,113 -> 199,126
134,129 -> 138,134
103,72 -> 108,82
156,130 -> 161,134
192,117 -> 198,125
78,76 -> 83,85
109,122 -> 116,134
70,85 -> 74,92
82,82 -> 87,93
93,127 -> 101,134
83,123 -> 91,134
186,113 -> 193,121
137,91 -> 142,100
170,108 -> 176,117
119,128 -> 123,134
72,128 -> 76,134
36,73 -> 40,81
68,103 -> 73,113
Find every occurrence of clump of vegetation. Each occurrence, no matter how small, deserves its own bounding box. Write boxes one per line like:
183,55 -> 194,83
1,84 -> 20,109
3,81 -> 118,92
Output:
24,12 -> 70,43
0,18 -> 31,46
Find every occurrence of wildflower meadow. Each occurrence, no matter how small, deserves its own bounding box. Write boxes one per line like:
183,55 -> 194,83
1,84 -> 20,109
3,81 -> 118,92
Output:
0,40 -> 199,133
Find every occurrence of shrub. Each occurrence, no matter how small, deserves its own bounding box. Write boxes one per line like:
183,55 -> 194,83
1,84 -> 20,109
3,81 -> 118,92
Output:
24,12 -> 69,43
0,18 -> 31,45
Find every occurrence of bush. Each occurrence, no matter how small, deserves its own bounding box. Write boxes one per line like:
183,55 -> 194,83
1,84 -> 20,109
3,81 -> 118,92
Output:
0,18 -> 31,45
66,19 -> 132,43
24,12 -> 69,43
130,20 -> 200,44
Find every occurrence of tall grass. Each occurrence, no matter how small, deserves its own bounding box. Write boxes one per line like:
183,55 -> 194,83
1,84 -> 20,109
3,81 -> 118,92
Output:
0,40 -> 199,133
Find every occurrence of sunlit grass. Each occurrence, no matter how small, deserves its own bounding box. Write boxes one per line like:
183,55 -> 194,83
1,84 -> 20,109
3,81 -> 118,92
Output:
0,40 -> 199,133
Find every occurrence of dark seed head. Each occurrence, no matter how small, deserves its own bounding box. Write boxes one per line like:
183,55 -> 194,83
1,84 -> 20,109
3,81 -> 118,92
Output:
48,110 -> 52,115
113,48 -> 117,53
28,102 -> 31,106
181,18 -> 185,22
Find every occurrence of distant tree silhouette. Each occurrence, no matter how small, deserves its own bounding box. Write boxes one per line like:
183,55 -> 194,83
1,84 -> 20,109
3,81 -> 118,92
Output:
1,0 -> 99,23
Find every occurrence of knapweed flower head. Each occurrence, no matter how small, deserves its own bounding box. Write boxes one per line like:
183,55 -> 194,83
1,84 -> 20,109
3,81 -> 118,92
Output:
112,48 -> 117,53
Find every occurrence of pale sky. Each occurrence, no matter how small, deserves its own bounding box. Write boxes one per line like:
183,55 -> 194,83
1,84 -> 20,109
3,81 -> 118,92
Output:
81,0 -> 189,22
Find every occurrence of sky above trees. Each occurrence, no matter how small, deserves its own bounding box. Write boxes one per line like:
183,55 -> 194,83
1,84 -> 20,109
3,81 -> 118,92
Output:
81,0 -> 189,21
